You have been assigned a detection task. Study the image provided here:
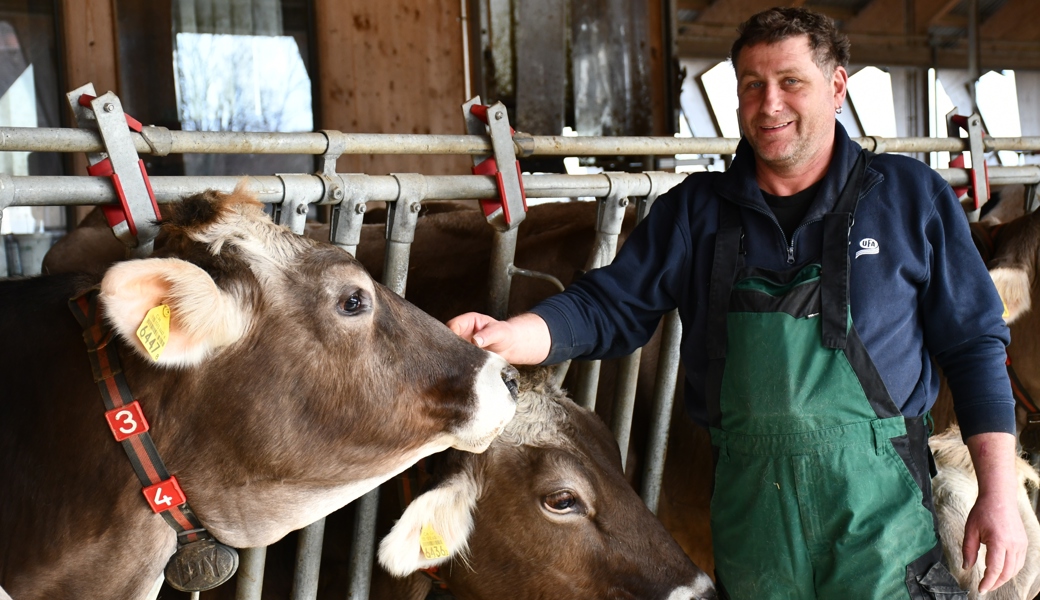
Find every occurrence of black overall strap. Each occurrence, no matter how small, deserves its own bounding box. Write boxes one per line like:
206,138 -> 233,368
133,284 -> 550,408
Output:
820,151 -> 874,349
704,201 -> 744,428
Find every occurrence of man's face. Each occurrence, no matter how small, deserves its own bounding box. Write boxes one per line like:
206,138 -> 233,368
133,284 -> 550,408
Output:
735,35 -> 847,173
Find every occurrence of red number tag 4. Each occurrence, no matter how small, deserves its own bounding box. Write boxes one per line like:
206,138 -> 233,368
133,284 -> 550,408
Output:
104,401 -> 150,441
143,477 -> 186,513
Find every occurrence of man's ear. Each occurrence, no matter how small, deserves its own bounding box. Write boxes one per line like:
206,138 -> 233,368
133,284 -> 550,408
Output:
99,258 -> 251,367
832,65 -> 849,109
990,266 -> 1031,324
378,471 -> 480,577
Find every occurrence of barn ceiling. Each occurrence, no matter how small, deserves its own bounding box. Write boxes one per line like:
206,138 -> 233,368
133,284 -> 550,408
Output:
675,0 -> 1040,70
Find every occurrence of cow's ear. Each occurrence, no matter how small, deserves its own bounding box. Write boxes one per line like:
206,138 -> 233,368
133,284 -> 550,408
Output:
990,266 -> 1032,324
99,258 -> 250,367
377,471 -> 479,577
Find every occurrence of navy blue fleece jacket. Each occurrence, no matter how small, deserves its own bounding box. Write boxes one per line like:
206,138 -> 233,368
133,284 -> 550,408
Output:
531,123 -> 1015,438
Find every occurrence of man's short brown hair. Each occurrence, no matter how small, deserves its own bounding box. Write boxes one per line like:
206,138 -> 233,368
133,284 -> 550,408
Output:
730,7 -> 851,74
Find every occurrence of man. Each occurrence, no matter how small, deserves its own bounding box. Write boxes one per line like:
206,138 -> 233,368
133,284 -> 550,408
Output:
449,7 -> 1026,600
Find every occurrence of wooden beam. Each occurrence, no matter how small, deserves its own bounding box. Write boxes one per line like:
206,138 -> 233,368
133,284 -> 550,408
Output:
313,0 -> 471,175
981,0 -> 1040,42
914,0 -> 960,33
693,0 -> 782,25
676,0 -> 712,11
843,0 -> 906,35
60,0 -> 119,99
60,0 -> 119,188
677,22 -> 1040,70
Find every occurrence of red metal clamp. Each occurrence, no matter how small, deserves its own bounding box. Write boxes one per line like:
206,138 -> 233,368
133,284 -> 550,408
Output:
67,85 -> 162,252
462,97 -> 528,231
947,112 -> 990,210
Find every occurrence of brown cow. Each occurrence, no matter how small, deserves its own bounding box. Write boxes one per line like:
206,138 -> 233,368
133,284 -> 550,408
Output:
373,367 -> 716,600
44,199 -> 716,597
0,188 -> 518,600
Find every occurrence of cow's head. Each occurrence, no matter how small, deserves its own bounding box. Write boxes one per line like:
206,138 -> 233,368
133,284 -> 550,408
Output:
378,368 -> 716,600
94,187 -> 518,546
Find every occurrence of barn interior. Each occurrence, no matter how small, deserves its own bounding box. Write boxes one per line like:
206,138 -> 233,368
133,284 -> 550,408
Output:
2,1 -> 1040,599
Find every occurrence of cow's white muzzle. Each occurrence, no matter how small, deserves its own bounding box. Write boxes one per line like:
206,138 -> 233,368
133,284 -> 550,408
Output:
451,354 -> 517,453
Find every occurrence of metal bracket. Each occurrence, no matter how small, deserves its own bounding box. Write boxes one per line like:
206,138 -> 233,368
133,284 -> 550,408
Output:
383,174 -> 426,295
462,96 -> 527,231
0,174 -> 13,234
586,173 -> 636,271
273,174 -> 313,235
948,110 -> 990,216
1024,183 -> 1040,215
140,126 -> 173,157
330,174 -> 371,257
66,84 -> 161,256
387,174 -> 425,245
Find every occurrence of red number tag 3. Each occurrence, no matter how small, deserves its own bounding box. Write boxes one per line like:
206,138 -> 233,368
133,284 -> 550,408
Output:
105,401 -> 150,441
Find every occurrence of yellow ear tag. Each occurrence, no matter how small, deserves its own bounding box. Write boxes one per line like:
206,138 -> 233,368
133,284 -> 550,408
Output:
136,304 -> 171,362
419,524 -> 449,560
1002,299 -> 1010,320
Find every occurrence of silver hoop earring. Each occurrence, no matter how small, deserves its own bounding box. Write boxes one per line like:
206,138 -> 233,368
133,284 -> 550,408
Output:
836,106 -> 843,114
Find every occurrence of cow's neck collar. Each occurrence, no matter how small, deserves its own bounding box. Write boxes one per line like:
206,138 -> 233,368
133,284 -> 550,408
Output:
69,288 -> 238,593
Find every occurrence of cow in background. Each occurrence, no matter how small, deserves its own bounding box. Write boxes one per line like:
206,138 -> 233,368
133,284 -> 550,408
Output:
0,188 -> 518,600
931,425 -> 1040,600
161,368 -> 716,600
373,367 -> 715,599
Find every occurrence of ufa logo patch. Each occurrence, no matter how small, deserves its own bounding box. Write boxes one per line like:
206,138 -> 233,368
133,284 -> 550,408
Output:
855,238 -> 879,259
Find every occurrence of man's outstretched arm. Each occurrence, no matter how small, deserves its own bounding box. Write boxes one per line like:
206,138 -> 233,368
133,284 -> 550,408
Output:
964,431 -> 1027,594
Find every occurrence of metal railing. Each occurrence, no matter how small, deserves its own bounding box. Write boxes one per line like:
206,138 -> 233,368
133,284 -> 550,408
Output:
3,121 -> 1040,599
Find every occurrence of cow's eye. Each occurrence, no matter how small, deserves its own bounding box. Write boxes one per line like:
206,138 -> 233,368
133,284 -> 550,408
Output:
337,291 -> 367,316
543,490 -> 580,514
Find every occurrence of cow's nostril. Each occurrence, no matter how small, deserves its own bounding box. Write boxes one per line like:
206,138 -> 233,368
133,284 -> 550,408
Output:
501,365 -> 519,400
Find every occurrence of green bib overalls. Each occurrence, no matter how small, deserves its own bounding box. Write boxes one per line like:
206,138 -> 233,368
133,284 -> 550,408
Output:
705,153 -> 967,599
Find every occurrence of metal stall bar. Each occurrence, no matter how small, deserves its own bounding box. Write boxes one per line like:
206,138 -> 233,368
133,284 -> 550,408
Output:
573,173 -> 641,411
235,547 -> 267,600
10,125 -> 1040,158
641,309 -> 683,516
611,173 -> 668,473
343,174 -> 426,600
234,548 -> 265,600
7,168 -> 1038,211
269,174 -> 332,600
462,96 -> 529,320
633,172 -> 688,514
0,173 -> 696,210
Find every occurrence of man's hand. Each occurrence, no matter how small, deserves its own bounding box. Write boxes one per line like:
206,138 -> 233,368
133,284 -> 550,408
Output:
447,312 -> 551,365
964,432 -> 1028,594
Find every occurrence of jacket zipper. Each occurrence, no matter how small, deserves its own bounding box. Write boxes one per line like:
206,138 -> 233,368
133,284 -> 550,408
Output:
785,218 -> 822,264
738,202 -> 822,265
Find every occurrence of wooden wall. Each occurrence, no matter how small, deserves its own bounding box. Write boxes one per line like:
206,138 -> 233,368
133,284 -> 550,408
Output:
59,0 -> 119,222
314,0 -> 472,175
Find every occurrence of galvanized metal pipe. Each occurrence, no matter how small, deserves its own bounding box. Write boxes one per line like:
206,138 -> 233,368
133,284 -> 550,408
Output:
573,361 -> 604,413
612,348 -> 642,472
235,547 -> 267,600
290,517 -> 326,600
8,126 -> 1040,157
640,310 -> 683,515
344,175 -> 422,600
6,168 -> 1037,213
487,228 -> 520,320
573,187 -> 631,411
